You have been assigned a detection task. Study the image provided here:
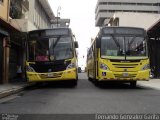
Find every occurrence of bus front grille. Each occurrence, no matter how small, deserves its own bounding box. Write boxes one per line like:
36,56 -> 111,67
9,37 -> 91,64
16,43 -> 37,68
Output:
39,72 -> 63,78
114,74 -> 137,78
112,64 -> 138,68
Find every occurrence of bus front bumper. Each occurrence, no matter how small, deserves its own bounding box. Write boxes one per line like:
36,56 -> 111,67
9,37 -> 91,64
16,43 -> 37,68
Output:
98,69 -> 150,81
26,69 -> 77,82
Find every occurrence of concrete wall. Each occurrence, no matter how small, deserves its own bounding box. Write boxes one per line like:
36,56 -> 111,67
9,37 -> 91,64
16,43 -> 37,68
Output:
10,0 -> 52,32
96,0 -> 160,26
10,18 -> 37,32
10,19 -> 28,32
109,12 -> 160,30
0,0 -> 9,21
29,0 -> 51,29
27,20 -> 37,31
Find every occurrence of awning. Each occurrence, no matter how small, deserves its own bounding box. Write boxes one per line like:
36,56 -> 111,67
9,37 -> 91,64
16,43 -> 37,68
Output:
0,17 -> 20,34
147,19 -> 160,38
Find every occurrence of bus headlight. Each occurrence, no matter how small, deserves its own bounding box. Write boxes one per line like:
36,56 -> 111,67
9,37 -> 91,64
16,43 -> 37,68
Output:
141,64 -> 150,70
26,66 -> 35,72
100,63 -> 109,70
66,63 -> 75,70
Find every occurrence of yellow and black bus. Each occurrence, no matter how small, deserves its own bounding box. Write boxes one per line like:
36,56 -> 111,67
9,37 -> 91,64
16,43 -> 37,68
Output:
26,28 -> 78,86
87,27 -> 150,87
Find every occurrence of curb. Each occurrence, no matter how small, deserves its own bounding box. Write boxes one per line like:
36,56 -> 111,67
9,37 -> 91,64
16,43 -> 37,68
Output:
0,83 -> 34,99
138,83 -> 160,90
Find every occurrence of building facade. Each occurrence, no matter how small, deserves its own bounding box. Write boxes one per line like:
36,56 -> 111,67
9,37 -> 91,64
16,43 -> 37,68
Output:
8,0 -> 55,81
108,12 -> 160,29
0,0 -> 20,83
10,0 -> 55,32
147,20 -> 160,78
95,0 -> 160,26
0,0 -> 55,83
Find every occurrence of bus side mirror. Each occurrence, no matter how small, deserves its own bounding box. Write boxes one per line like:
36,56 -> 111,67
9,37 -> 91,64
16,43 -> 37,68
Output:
75,41 -> 79,48
96,38 -> 101,48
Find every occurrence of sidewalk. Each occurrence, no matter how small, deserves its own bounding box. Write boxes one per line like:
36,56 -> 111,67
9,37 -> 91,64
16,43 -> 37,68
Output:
0,82 -> 32,99
138,78 -> 160,90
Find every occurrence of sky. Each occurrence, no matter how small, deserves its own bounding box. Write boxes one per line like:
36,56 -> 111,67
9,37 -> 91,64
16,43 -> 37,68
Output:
48,0 -> 99,67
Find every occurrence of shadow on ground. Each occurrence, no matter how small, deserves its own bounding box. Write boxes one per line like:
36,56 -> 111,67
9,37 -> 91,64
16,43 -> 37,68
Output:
90,81 -> 153,90
25,81 -> 77,91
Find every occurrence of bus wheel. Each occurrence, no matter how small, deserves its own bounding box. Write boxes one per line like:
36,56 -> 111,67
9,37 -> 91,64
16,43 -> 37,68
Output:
88,77 -> 92,81
70,80 -> 77,87
94,79 -> 100,86
35,82 -> 44,87
130,81 -> 137,87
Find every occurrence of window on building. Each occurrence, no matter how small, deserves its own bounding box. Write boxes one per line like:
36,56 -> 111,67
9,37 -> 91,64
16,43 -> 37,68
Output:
99,2 -> 158,7
0,0 -> 3,4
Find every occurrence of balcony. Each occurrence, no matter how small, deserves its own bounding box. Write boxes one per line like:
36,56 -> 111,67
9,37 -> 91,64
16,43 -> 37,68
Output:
22,0 -> 29,11
9,0 -> 29,32
10,0 -> 23,19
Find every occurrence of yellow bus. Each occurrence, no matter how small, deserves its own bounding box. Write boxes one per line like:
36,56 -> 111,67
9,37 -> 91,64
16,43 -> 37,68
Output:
26,28 -> 78,86
87,27 -> 150,87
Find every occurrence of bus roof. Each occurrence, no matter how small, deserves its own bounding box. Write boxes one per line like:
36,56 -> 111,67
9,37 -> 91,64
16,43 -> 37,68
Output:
28,28 -> 72,39
28,27 -> 71,33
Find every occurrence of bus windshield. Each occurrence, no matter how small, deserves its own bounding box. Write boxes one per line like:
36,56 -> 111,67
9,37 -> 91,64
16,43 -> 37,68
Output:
101,35 -> 147,59
28,36 -> 73,61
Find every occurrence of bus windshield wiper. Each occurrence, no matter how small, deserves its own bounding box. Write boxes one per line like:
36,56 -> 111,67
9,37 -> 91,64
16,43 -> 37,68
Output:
128,36 -> 136,48
49,36 -> 61,61
52,36 -> 61,49
111,35 -> 120,48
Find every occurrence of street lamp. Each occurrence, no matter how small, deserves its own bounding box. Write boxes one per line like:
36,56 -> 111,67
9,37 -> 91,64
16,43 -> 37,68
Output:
57,6 -> 61,27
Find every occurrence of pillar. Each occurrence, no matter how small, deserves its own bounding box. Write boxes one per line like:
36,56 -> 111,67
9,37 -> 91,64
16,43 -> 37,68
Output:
2,37 -> 10,84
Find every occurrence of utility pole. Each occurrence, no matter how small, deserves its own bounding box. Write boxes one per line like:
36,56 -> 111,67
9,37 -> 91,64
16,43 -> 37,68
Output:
57,6 -> 61,27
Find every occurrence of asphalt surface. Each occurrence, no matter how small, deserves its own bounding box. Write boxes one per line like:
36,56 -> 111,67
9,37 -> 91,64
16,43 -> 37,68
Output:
0,73 -> 160,115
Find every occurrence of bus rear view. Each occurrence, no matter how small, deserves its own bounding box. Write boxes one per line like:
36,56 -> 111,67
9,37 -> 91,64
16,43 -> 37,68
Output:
26,28 -> 78,86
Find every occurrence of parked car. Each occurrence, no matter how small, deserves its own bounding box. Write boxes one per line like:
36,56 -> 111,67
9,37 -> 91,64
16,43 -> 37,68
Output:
78,67 -> 81,73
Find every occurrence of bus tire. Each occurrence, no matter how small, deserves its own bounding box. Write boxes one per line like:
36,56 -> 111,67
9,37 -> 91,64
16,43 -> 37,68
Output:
72,80 -> 78,87
88,77 -> 92,81
94,79 -> 100,86
130,81 -> 137,87
36,82 -> 43,86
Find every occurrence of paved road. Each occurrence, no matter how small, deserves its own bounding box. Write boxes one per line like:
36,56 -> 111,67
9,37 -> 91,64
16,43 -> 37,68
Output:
0,73 -> 160,115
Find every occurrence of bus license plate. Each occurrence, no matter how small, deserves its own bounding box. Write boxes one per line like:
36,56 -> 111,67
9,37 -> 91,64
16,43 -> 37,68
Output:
47,73 -> 53,77
123,73 -> 129,77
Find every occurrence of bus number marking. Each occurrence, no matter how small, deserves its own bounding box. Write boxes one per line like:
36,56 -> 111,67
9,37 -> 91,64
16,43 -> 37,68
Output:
123,72 -> 129,77
47,73 -> 54,77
